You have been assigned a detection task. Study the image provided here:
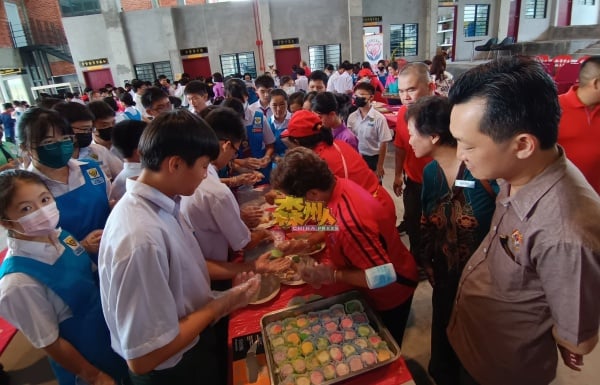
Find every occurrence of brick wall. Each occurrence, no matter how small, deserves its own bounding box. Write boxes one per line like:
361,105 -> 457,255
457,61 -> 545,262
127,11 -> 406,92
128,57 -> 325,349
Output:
0,3 -> 12,48
24,0 -> 67,46
159,0 -> 178,7
185,0 -> 207,4
120,0 -> 153,12
50,60 -> 76,76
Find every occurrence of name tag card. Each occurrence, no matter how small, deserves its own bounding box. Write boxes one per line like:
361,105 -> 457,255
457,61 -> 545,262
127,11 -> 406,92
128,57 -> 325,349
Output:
455,179 -> 475,188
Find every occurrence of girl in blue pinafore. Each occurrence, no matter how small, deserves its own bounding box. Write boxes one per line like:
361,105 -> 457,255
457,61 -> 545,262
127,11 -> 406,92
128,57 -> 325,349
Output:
19,108 -> 110,263
0,170 -> 129,385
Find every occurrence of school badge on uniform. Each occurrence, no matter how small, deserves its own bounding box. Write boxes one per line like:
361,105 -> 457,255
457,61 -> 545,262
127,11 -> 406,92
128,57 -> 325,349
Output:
87,168 -> 105,186
511,229 -> 523,251
63,235 -> 85,256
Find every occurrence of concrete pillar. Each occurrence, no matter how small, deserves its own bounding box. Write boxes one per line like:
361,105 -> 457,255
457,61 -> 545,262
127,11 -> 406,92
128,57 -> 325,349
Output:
497,0 -> 511,42
348,0 -> 362,62
99,0 -> 135,86
257,0 -> 274,73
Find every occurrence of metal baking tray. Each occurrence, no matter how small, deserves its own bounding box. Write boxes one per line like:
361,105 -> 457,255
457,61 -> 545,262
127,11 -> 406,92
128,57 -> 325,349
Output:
260,290 -> 400,385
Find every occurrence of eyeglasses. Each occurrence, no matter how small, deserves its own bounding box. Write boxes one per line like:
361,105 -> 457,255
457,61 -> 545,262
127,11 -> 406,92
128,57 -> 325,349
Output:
221,138 -> 240,158
38,135 -> 75,147
71,125 -> 93,133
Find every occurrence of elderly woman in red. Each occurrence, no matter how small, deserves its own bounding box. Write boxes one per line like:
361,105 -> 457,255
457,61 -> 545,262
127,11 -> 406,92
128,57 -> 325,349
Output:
271,147 -> 418,346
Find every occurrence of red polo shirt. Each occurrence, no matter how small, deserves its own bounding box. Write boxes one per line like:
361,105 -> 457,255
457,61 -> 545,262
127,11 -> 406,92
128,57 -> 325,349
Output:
393,106 -> 432,183
314,140 -> 396,218
558,86 -> 600,193
326,178 -> 418,310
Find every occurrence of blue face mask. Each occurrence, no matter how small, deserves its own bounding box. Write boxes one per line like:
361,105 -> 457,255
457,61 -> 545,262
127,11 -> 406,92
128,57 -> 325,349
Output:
36,139 -> 74,169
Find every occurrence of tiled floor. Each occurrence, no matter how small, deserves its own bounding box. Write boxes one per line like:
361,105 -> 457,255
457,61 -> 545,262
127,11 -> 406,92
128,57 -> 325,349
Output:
1,147 -> 598,384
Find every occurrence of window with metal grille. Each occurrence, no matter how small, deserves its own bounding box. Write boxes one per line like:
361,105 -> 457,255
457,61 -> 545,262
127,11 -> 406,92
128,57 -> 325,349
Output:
134,61 -> 173,83
463,4 -> 490,37
390,24 -> 418,57
308,44 -> 341,72
220,52 -> 257,78
525,0 -> 547,18
59,0 -> 101,17
578,0 -> 595,4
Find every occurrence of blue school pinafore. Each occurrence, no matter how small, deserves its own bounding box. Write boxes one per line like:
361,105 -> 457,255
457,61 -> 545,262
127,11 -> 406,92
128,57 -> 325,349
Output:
0,231 -> 129,385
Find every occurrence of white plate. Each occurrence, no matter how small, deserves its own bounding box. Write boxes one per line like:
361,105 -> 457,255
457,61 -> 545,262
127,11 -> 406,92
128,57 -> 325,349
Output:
249,275 -> 281,305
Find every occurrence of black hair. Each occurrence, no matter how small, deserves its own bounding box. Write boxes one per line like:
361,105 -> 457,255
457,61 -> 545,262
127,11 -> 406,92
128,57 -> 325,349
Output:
169,96 -> 182,109
139,110 -> 220,171
270,88 -> 288,101
388,61 -> 398,71
361,62 -> 371,69
254,75 -> 275,89
37,97 -> 63,109
112,120 -> 147,158
325,64 -> 334,72
354,82 -> 375,95
65,92 -> 74,99
289,128 -> 334,148
212,72 -> 224,82
53,102 -> 95,123
448,56 -> 559,149
221,98 -> 245,119
271,147 -> 335,198
120,92 -> 136,107
288,92 -> 305,108
141,87 -> 168,109
304,91 -> 318,106
204,107 -> 246,143
131,79 -> 144,92
311,92 -> 338,114
184,80 -> 209,96
198,105 -> 220,119
377,60 -> 386,67
18,107 -> 73,149
0,170 -> 50,219
308,70 -> 329,86
158,74 -> 167,80
280,76 -> 292,86
224,78 -> 249,100
90,100 -> 117,118
295,67 -> 306,76
405,96 -> 455,146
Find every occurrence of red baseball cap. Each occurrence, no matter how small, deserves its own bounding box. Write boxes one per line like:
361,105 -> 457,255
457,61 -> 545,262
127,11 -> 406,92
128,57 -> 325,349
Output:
281,110 -> 323,138
357,68 -> 374,78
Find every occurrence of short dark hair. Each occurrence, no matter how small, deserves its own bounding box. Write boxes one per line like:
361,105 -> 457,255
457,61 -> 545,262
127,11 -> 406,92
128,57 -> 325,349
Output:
204,107 -> 246,143
289,129 -> 334,148
221,98 -> 245,118
112,120 -> 147,158
89,100 -> 117,118
448,56 -> 559,149
271,147 -> 335,197
138,110 -> 219,171
2,103 -> 12,110
288,92 -> 305,108
324,64 -> 334,72
131,79 -> 144,92
295,67 -> 306,76
184,80 -> 209,96
53,102 -> 94,123
212,72 -> 224,82
354,82 -> 375,95
141,87 -> 168,109
0,170 -> 49,220
224,78 -> 249,100
254,75 -> 275,89
311,92 -> 337,114
120,92 -> 136,106
270,88 -> 288,101
308,70 -> 329,86
18,107 -> 73,149
405,96 -> 455,147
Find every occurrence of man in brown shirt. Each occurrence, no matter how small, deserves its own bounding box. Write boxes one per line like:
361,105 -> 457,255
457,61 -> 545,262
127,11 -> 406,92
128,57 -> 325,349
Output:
446,56 -> 600,385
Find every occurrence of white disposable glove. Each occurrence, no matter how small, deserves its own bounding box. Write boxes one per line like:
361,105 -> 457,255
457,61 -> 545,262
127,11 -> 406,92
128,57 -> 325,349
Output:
212,272 -> 261,321
299,263 -> 335,289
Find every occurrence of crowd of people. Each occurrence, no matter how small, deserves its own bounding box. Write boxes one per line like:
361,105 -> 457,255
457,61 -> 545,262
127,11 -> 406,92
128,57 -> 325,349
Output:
0,54 -> 598,385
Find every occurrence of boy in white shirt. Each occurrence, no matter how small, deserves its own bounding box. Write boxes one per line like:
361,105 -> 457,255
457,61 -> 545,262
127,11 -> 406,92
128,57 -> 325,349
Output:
347,82 -> 392,179
109,119 -> 146,201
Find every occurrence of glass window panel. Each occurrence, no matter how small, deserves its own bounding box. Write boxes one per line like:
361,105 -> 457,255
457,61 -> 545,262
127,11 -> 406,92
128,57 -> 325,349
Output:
390,23 -> 418,57
464,5 -> 489,37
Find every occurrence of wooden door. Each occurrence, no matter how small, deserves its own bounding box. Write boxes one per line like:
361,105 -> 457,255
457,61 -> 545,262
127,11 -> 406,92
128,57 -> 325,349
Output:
83,69 -> 114,90
182,57 -> 212,79
275,47 -> 301,77
507,0 -> 521,41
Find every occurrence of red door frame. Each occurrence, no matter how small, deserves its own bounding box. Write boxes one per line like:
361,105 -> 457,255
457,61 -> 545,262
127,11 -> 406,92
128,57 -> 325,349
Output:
507,0 -> 521,41
556,0 -> 573,26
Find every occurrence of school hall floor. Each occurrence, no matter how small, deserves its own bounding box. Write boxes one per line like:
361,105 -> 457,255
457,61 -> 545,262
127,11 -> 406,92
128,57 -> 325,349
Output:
1,146 -> 598,385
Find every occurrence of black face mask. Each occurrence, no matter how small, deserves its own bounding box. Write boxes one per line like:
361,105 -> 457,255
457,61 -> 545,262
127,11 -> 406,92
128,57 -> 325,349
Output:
74,133 -> 93,148
378,67 -> 385,71
354,96 -> 368,108
97,127 -> 113,141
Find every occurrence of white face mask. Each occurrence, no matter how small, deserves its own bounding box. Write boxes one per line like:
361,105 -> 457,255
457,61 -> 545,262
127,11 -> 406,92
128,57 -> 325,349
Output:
283,86 -> 295,95
7,202 -> 60,237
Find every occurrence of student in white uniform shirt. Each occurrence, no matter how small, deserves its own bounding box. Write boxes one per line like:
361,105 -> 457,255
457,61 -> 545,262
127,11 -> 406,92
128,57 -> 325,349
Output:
184,80 -> 210,116
131,79 -> 148,119
89,100 -> 126,161
181,107 -> 271,262
99,110 -> 288,385
249,75 -> 275,120
346,82 -> 392,179
109,120 -> 146,202
53,102 -> 123,181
